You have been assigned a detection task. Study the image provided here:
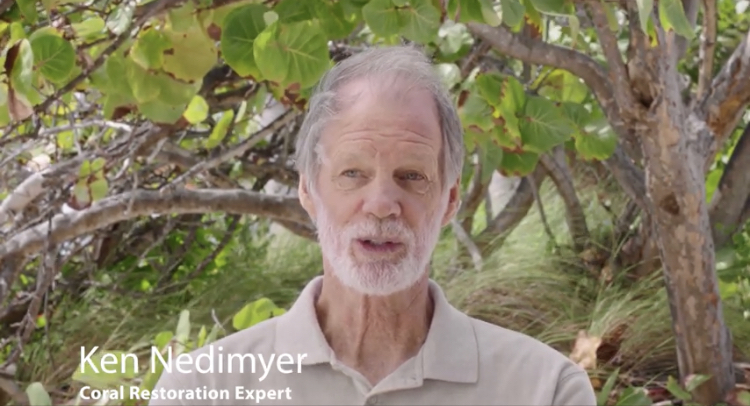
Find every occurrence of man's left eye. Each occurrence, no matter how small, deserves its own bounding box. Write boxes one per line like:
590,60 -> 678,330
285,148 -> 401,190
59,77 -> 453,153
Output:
402,172 -> 425,181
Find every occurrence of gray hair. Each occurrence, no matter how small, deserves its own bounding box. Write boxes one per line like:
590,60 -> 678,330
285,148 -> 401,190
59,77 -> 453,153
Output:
293,45 -> 465,191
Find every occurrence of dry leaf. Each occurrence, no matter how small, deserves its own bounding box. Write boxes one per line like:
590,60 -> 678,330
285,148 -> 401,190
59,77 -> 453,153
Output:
569,330 -> 602,370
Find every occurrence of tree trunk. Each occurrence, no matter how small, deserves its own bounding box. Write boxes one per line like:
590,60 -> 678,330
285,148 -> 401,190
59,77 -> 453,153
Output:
641,99 -> 735,403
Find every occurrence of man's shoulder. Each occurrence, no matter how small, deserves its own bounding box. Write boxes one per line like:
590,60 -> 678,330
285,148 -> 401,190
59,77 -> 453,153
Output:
467,315 -> 583,375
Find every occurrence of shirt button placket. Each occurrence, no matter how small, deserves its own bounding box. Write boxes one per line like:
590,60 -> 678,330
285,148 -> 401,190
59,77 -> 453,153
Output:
365,396 -> 379,405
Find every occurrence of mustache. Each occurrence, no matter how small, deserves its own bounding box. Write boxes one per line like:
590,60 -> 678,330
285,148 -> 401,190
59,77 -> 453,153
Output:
342,218 -> 415,243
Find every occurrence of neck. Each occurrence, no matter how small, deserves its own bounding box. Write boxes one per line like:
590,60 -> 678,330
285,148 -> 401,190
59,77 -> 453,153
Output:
314,267 -> 434,386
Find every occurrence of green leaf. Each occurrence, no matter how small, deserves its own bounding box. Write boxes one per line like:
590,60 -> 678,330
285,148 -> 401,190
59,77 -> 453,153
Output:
500,151 -> 539,176
104,53 -> 133,97
436,20 -> 473,57
399,0 -> 442,42
106,1 -> 134,35
659,0 -> 695,40
206,110 -> 234,149
183,95 -> 209,124
197,325 -> 208,348
126,59 -> 161,103
519,96 -> 572,153
529,0 -> 566,13
253,20 -> 331,89
168,1 -> 196,32
434,63 -> 461,89
684,374 -> 711,392
666,376 -> 693,401
25,382 -> 51,406
90,177 -> 108,202
537,69 -> 588,103
615,386 -> 653,405
476,137 -> 504,184
311,0 -> 359,39
174,310 -> 190,355
9,39 -> 35,98
71,17 -> 105,38
153,331 -> 173,349
139,99 -> 187,124
479,0 -> 501,27
500,0 -> 525,27
455,0 -> 485,23
161,25 -> 218,82
220,4 -> 269,79
232,297 -> 279,330
30,33 -> 76,84
362,0 -> 403,37
273,0 -> 314,23
16,0 -> 38,24
130,29 -> 172,70
636,0 -> 653,33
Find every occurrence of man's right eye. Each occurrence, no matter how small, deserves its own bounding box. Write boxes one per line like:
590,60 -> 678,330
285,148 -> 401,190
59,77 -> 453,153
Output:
341,169 -> 359,177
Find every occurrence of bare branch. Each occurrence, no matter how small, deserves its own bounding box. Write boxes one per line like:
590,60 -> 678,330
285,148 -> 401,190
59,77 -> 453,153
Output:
451,218 -> 483,272
601,145 -> 648,210
457,152 -> 491,232
540,147 -> 590,251
160,109 -> 299,193
709,122 -> 750,248
583,0 -> 638,114
0,189 -> 309,261
696,0 -> 717,100
474,165 -> 547,255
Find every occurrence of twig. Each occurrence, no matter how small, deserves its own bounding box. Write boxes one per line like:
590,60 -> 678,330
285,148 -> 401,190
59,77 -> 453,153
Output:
527,173 -> 558,251
450,218 -> 483,272
159,109 -> 298,194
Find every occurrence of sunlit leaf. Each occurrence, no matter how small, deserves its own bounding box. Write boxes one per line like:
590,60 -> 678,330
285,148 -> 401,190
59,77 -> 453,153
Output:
183,95 -> 209,124
206,110 -> 235,149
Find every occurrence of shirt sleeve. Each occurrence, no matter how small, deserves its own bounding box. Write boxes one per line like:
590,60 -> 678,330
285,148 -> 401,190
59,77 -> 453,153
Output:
552,367 -> 598,406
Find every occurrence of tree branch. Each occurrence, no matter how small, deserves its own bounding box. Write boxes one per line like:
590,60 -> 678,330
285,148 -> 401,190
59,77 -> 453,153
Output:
696,0 -> 717,100
697,27 -> 750,152
540,147 -> 590,251
474,165 -> 547,255
583,0 -> 638,114
709,121 -> 750,248
0,189 -> 309,261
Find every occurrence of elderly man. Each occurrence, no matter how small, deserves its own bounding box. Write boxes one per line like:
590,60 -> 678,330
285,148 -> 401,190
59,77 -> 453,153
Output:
150,45 -> 596,405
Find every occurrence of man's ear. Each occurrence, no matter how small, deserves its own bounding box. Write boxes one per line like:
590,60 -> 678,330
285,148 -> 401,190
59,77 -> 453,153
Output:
441,177 -> 461,227
298,175 -> 317,221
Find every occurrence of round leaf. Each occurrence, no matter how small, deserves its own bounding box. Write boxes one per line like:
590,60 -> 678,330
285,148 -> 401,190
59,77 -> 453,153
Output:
253,20 -> 331,89
131,28 -> 172,70
183,95 -> 209,124
161,24 -> 218,82
220,4 -> 269,78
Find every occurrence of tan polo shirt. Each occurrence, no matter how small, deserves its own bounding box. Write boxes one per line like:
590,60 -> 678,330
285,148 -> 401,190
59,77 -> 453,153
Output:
148,276 -> 596,405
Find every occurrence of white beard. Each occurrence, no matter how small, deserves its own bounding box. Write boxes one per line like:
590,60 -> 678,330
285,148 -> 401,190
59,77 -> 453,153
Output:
312,194 -> 444,296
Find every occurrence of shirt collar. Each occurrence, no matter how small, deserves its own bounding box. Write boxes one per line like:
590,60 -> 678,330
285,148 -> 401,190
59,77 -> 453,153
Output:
274,276 -> 479,383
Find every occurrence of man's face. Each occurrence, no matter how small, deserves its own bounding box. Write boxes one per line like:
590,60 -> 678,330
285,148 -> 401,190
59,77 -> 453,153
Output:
300,78 -> 459,296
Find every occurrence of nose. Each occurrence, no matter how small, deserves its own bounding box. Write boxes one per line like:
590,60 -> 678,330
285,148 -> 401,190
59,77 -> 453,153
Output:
361,174 -> 402,219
